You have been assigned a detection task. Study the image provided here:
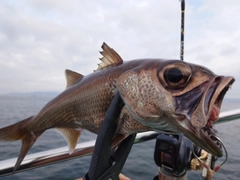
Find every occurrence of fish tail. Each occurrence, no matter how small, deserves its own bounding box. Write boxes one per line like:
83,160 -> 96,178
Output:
0,116 -> 43,172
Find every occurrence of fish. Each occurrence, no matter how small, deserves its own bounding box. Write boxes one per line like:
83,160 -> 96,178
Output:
0,43 -> 234,171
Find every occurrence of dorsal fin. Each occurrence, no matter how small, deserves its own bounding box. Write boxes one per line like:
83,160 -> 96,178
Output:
65,69 -> 84,88
95,42 -> 123,71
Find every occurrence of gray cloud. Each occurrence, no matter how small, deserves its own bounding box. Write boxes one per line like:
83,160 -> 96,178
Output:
0,0 -> 239,99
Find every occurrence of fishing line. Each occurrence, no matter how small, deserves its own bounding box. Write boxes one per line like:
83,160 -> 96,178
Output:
192,135 -> 228,178
209,134 -> 228,167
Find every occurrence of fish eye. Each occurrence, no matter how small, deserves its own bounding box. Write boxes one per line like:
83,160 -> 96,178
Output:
162,66 -> 191,90
157,61 -> 192,91
164,68 -> 183,83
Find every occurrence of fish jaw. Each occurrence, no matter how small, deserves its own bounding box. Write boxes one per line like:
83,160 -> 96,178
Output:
174,76 -> 235,157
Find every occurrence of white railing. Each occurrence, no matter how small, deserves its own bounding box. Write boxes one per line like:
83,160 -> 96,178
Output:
0,109 -> 239,177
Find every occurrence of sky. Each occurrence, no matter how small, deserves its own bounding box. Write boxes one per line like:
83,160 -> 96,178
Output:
0,0 -> 239,99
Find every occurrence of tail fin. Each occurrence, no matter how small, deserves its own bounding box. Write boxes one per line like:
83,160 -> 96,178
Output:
0,116 -> 43,172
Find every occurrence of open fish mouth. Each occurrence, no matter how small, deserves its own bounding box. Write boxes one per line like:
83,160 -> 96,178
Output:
175,76 -> 234,157
199,76 -> 235,156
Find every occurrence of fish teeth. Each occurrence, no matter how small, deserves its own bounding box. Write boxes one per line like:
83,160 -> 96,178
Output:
202,127 -> 221,147
216,141 -> 221,147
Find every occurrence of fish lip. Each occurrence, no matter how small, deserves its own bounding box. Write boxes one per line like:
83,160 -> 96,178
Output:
204,76 -> 235,121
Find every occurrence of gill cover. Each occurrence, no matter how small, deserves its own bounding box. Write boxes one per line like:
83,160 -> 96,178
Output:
116,60 -> 178,131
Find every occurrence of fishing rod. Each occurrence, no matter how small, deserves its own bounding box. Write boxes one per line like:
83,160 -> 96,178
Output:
180,0 -> 185,61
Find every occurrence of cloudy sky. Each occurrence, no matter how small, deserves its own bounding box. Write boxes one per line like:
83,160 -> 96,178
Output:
0,0 -> 239,99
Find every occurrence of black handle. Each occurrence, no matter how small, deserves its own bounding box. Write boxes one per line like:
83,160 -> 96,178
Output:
84,91 -> 136,180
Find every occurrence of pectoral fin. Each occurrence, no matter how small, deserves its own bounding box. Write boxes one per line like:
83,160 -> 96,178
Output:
111,134 -> 128,147
55,128 -> 82,154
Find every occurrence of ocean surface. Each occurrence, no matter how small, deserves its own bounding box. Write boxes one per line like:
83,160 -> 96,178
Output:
0,94 -> 239,180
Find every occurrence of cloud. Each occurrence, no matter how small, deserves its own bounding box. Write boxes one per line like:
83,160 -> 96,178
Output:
0,0 -> 239,99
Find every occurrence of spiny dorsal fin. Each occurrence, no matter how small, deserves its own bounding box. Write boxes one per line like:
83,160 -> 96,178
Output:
95,42 -> 123,71
55,128 -> 82,154
65,69 -> 84,88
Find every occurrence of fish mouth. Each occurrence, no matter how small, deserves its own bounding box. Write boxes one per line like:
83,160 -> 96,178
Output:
199,76 -> 234,156
175,76 -> 234,157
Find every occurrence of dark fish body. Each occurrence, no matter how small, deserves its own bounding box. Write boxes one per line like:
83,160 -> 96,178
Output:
0,43 -> 234,171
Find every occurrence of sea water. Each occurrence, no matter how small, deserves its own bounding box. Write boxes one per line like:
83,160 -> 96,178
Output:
0,95 -> 239,180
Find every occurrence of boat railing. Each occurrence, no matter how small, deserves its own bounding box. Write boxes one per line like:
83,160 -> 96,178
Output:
0,108 -> 240,177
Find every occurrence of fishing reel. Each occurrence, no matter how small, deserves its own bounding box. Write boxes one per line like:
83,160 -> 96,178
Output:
153,133 -> 218,179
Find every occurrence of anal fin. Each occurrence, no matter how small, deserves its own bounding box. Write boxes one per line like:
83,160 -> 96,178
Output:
55,128 -> 82,154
